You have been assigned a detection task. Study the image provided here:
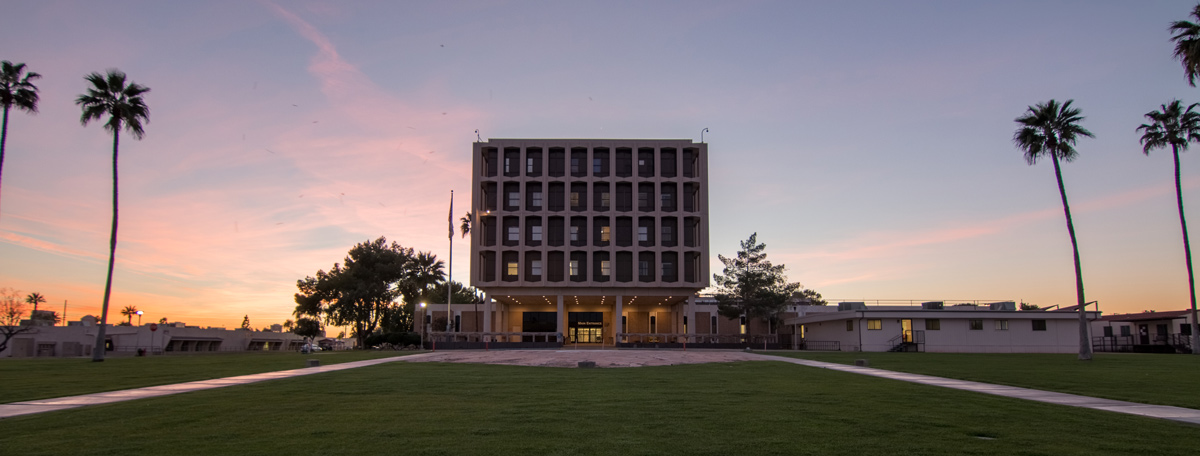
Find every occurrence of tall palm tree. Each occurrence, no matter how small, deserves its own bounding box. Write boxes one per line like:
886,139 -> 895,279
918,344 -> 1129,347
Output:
120,305 -> 139,325
1171,4 -> 1200,86
76,69 -> 150,362
1138,100 -> 1200,354
1013,99 -> 1095,361
0,61 -> 41,216
460,212 -> 472,238
24,292 -> 45,313
402,251 -> 445,330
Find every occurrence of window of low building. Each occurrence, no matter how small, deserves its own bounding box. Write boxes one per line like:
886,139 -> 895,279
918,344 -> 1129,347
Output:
969,319 -> 983,330
925,319 -> 940,330
995,320 -> 1008,330
1032,319 -> 1047,331
846,320 -> 854,331
867,319 -> 882,330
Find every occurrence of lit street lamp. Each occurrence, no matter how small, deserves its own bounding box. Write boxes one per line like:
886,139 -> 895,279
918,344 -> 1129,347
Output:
419,302 -> 427,349
136,310 -> 143,326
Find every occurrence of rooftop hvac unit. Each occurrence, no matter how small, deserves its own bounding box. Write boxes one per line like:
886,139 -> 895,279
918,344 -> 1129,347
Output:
837,302 -> 867,311
921,301 -> 944,310
988,301 -> 1016,311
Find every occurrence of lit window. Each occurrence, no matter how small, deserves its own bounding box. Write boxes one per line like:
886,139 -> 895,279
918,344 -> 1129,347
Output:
532,192 -> 542,208
570,226 -> 579,241
740,316 -> 746,334
867,319 -> 882,330
925,319 -> 940,330
508,192 -> 519,207
507,226 -> 519,241
527,157 -> 534,173
638,159 -> 645,166
1032,320 -> 1047,331
570,192 -> 580,207
601,226 -> 611,242
569,260 -> 579,276
662,226 -> 673,242
506,262 -> 518,276
995,320 -> 1009,330
504,157 -> 511,173
600,260 -> 610,276
601,192 -> 610,208
531,260 -> 542,276
638,226 -> 648,241
969,319 -> 983,330
531,226 -> 542,241
639,261 -> 649,277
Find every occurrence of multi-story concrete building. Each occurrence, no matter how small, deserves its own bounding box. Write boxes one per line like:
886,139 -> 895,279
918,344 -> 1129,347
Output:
467,138 -> 710,345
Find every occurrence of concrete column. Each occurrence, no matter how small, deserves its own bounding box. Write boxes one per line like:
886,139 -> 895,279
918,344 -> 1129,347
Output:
556,295 -> 564,343
615,295 -> 623,346
687,295 -> 696,343
483,294 -> 492,341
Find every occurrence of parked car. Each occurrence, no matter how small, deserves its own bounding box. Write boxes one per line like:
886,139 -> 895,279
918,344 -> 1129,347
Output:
299,344 -> 323,354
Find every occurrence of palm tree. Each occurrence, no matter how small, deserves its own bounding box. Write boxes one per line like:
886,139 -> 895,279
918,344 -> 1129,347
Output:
120,305 -> 139,325
1013,99 -> 1095,361
460,212 -> 472,238
1138,100 -> 1200,354
0,61 -> 41,216
24,292 -> 45,313
76,69 -> 150,362
1171,4 -> 1200,86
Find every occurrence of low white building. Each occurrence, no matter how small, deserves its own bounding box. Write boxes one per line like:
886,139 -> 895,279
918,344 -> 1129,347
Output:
784,302 -> 1099,353
1,320 -> 327,358
1091,310 -> 1194,353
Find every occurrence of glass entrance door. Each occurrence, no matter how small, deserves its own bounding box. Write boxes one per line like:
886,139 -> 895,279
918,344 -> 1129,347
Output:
568,312 -> 604,343
571,327 -> 603,343
901,319 -> 913,343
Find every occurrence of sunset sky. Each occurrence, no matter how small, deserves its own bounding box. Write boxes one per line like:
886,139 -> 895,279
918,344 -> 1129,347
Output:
2,0 -> 1199,330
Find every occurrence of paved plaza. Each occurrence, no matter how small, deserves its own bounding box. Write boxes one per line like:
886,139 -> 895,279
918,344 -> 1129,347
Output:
3,349 -> 1199,426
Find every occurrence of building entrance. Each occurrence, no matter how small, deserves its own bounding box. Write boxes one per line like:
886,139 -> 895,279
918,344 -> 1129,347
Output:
569,312 -> 604,343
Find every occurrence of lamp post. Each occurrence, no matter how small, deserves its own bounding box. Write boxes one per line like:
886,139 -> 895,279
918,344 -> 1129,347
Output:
419,302 -> 427,349
136,310 -> 143,326
135,310 -> 145,355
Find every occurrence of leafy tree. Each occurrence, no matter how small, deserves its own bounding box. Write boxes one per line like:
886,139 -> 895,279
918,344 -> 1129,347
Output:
793,289 -> 827,306
31,310 -> 60,326
282,319 -> 295,332
1,287 -> 33,353
399,251 -> 445,331
120,305 -> 139,325
24,292 -> 45,313
1138,100 -> 1200,354
1013,99 -> 1095,361
0,60 -> 40,216
241,315 -> 250,330
424,280 -> 483,332
293,317 -> 322,342
76,69 -> 150,362
1020,302 -> 1042,311
713,233 -> 802,342
158,317 -> 167,324
1171,4 -> 1200,86
294,237 -> 413,348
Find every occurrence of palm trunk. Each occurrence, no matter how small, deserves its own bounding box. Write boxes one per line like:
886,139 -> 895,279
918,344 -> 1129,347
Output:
1172,145 -> 1200,354
0,105 -> 9,216
92,129 -> 120,362
1051,154 -> 1092,360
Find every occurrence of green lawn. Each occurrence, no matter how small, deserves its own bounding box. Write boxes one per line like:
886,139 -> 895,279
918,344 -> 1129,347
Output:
0,350 -> 415,404
763,351 -> 1200,409
2,361 -> 1197,455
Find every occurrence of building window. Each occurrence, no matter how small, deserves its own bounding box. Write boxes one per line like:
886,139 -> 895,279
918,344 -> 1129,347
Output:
504,157 -> 511,174
570,226 -> 579,241
506,262 -> 518,277
600,192 -> 611,208
593,158 -> 602,173
925,319 -> 940,330
995,320 -> 1009,330
569,260 -> 579,277
1119,325 -> 1130,336
969,319 -> 983,330
527,157 -> 535,173
650,315 -> 657,333
570,192 -> 580,207
846,320 -> 853,331
508,192 -> 519,208
1103,326 -> 1114,337
600,260 -> 610,277
638,192 -> 648,208
711,315 -> 718,334
507,226 -> 519,241
740,316 -> 746,334
1032,320 -> 1047,331
571,157 -> 580,174
639,261 -> 649,277
531,226 -> 542,241
531,260 -> 542,277
662,262 -> 674,277
662,226 -> 673,242
638,226 -> 648,241
532,192 -> 542,208
867,319 -> 882,330
601,226 -> 611,242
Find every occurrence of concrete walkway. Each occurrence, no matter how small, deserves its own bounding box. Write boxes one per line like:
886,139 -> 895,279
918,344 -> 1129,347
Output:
0,353 -> 437,419
3,350 -> 1199,427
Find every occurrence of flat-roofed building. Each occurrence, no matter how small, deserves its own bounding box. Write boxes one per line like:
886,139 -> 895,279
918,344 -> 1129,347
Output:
466,138 -> 710,345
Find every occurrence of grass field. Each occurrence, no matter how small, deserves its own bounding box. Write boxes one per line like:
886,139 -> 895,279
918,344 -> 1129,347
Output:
0,350 -> 412,404
764,352 -> 1200,409
2,360 -> 1198,455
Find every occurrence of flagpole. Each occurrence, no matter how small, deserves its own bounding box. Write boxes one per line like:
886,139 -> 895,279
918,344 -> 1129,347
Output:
447,190 -> 453,333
